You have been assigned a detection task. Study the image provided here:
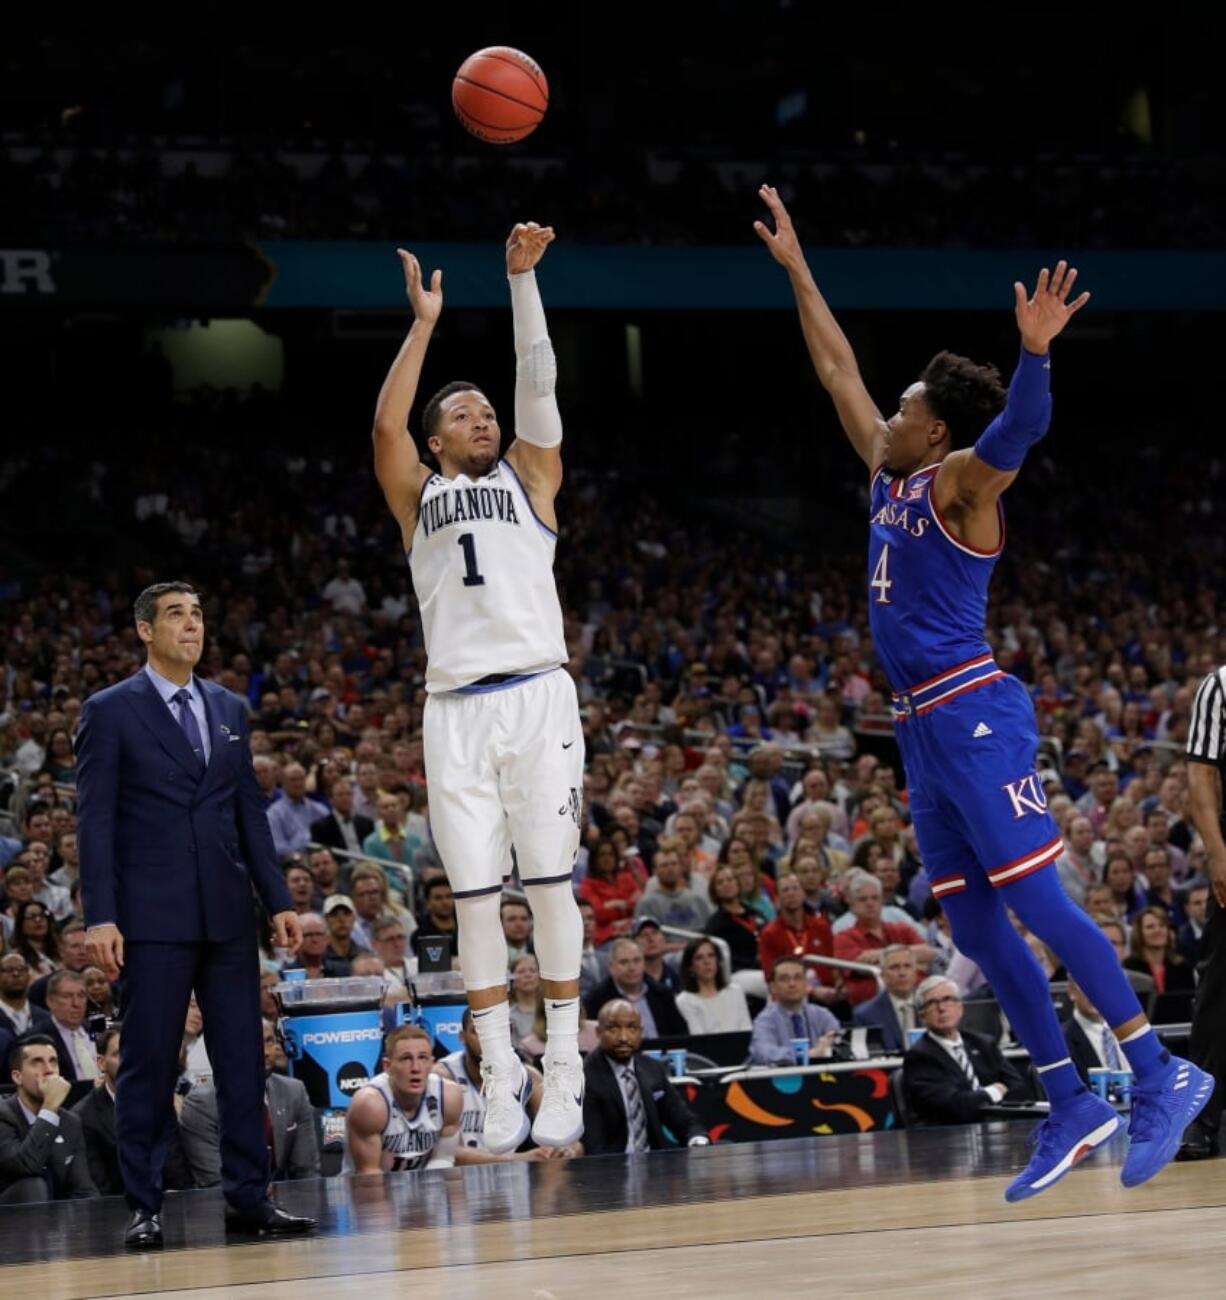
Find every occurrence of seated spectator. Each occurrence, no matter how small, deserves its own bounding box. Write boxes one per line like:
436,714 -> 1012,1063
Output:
833,871 -> 932,1005
748,956 -> 840,1066
281,912 -> 351,979
72,1026 -> 192,1195
730,844 -> 777,922
832,859 -> 917,933
180,994 -> 214,1088
433,1009 -> 582,1162
308,776 -> 374,857
791,852 -> 841,920
1,865 -> 36,944
1104,851 -> 1147,921
12,900 -> 60,977
579,1000 -> 709,1155
307,845 -> 345,901
266,762 -> 329,859
675,937 -> 752,1035
502,897 -> 535,965
901,976 -> 1030,1125
1056,814 -> 1101,905
758,872 -> 839,1005
371,915 -> 416,990
414,877 -> 458,954
1097,915 -> 1129,963
1061,978 -> 1130,1087
349,866 -> 390,949
508,954 -> 547,1058
45,970 -> 100,1084
1082,882 -> 1120,919
634,840 -> 712,933
1140,846 -> 1185,928
704,864 -> 767,977
1177,883 -> 1210,967
583,938 -> 688,1038
632,917 -> 681,995
1142,807 -> 1188,882
1124,906 -> 1195,1003
852,945 -> 921,1053
579,838 -> 643,947
0,951 -> 54,1039
29,922 -> 91,1009
40,727 -> 78,786
24,843 -> 73,923
284,861 -> 321,915
669,812 -> 717,883
345,1025 -> 463,1172
361,791 -> 418,869
0,1034 -> 97,1203
578,899 -> 607,999
321,894 -> 371,969
180,1020 -> 320,1186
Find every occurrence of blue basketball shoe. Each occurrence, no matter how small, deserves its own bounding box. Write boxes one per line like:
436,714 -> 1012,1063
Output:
1120,1057 -> 1214,1189
1005,1092 -> 1122,1203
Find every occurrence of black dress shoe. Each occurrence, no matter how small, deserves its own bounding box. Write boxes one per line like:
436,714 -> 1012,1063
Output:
1175,1120 -> 1221,1161
224,1204 -> 317,1235
124,1210 -> 163,1249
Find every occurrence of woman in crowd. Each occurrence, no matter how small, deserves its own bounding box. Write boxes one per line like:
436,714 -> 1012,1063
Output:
1104,851 -> 1147,921
675,936 -> 753,1035
1124,906 -> 1195,1010
11,900 -> 60,977
578,837 -> 643,947
705,864 -> 767,974
40,728 -> 78,785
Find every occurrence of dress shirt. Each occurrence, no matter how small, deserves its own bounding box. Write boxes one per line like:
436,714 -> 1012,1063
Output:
613,983 -> 658,1039
19,1097 -> 59,1128
52,1017 -> 100,1081
144,663 -> 211,764
2,999 -> 34,1034
268,795 -> 329,857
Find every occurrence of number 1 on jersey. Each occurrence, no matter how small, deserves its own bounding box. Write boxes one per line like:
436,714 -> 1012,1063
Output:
871,543 -> 893,605
458,533 -> 486,587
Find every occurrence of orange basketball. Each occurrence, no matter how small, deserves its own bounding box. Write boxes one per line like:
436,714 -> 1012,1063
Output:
452,46 -> 548,144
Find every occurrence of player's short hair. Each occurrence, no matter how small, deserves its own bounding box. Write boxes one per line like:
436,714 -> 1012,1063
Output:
918,352 -> 1007,446
384,1024 -> 432,1058
422,381 -> 487,440
134,581 -> 200,627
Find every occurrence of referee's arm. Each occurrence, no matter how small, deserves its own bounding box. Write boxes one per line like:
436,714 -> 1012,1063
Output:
1186,668 -> 1226,906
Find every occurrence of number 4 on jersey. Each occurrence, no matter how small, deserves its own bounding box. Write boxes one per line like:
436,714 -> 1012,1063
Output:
871,543 -> 893,605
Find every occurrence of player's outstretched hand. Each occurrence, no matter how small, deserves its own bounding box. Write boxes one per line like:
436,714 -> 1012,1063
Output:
398,249 -> 443,325
1014,260 -> 1090,353
507,221 -> 556,275
753,184 -> 805,272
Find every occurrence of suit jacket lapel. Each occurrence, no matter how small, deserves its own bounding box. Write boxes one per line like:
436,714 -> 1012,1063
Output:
125,670 -> 203,779
268,1075 -> 286,1168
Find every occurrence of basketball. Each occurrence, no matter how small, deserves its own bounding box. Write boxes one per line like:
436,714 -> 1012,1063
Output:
452,46 -> 548,144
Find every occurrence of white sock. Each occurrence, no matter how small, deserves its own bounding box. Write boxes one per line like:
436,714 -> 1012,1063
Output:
472,999 -> 517,1070
543,996 -> 580,1064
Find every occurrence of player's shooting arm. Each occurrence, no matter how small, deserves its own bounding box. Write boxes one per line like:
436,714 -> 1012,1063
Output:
504,222 -> 564,513
754,185 -> 888,470
372,250 -> 438,538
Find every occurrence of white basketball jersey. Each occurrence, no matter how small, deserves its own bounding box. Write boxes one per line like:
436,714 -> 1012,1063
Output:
438,1048 -> 533,1149
409,460 -> 567,693
342,1071 -> 444,1173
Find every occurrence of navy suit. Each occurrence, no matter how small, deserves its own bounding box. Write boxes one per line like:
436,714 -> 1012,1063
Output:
853,990 -> 906,1053
75,669 -> 292,1216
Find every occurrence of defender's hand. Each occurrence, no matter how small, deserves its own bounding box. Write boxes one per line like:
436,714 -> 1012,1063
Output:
506,221 -> 555,275
753,185 -> 806,272
1014,260 -> 1090,353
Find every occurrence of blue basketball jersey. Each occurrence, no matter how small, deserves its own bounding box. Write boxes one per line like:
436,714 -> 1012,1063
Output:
866,463 -> 1004,690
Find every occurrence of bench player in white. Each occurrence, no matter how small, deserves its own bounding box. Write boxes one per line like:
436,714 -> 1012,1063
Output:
345,1026 -> 463,1173
372,222 -> 586,1153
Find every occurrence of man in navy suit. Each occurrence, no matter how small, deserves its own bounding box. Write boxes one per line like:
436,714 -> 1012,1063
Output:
76,582 -> 313,1249
853,945 -> 921,1053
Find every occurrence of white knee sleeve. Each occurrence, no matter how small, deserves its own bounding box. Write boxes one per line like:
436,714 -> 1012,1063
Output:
522,881 -> 582,982
454,892 -> 511,992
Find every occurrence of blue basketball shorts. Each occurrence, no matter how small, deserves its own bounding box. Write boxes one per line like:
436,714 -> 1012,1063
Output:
892,661 -> 1061,901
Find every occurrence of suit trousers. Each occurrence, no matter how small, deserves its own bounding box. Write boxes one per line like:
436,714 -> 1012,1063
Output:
117,933 -> 267,1213
1188,898 -> 1226,1132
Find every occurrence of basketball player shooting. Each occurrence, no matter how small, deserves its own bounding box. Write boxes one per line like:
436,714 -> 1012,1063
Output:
372,222 -> 585,1154
755,184 -> 1211,1201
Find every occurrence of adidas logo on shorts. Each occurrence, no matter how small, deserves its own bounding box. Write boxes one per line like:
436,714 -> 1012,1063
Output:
972,721 -> 993,738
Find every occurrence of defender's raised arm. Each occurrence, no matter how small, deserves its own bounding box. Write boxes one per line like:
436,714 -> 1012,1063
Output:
754,185 -> 888,470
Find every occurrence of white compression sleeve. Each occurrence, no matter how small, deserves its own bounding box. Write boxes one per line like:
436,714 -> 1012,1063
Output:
455,892 -> 513,991
509,270 -> 563,448
522,880 -> 582,982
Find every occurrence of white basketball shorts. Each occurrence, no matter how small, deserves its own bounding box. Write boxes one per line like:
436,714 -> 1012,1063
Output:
422,668 -> 583,898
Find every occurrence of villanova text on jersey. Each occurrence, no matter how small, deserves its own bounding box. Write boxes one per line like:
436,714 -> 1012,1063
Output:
419,480 -> 522,537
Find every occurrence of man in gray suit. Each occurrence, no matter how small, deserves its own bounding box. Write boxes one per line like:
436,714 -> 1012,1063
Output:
179,1020 -> 319,1186
0,1035 -> 98,1203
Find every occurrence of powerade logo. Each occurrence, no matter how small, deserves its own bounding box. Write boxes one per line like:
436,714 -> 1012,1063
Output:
302,1027 -> 383,1046
431,1022 -> 463,1038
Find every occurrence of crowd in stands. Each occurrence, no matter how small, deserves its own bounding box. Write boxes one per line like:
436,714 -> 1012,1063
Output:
1,412 -> 1223,1194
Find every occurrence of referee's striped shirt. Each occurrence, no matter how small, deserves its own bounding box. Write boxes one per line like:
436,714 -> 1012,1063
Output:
1187,666 -> 1226,769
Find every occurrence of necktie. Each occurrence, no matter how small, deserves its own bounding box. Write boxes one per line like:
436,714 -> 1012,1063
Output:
897,1001 -> 914,1034
951,1039 -> 980,1088
620,1063 -> 649,1152
74,1031 -> 100,1082
1101,1024 -> 1123,1070
790,1010 -> 810,1044
172,688 -> 206,771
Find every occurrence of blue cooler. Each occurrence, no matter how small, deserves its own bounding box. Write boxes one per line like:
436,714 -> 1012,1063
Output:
275,976 -> 386,1109
411,969 -> 468,1055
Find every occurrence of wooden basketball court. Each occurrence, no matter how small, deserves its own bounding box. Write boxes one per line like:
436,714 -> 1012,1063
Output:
3,1126 -> 1222,1299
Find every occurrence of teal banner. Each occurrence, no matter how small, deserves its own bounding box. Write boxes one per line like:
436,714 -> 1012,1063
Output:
258,242 -> 1226,312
